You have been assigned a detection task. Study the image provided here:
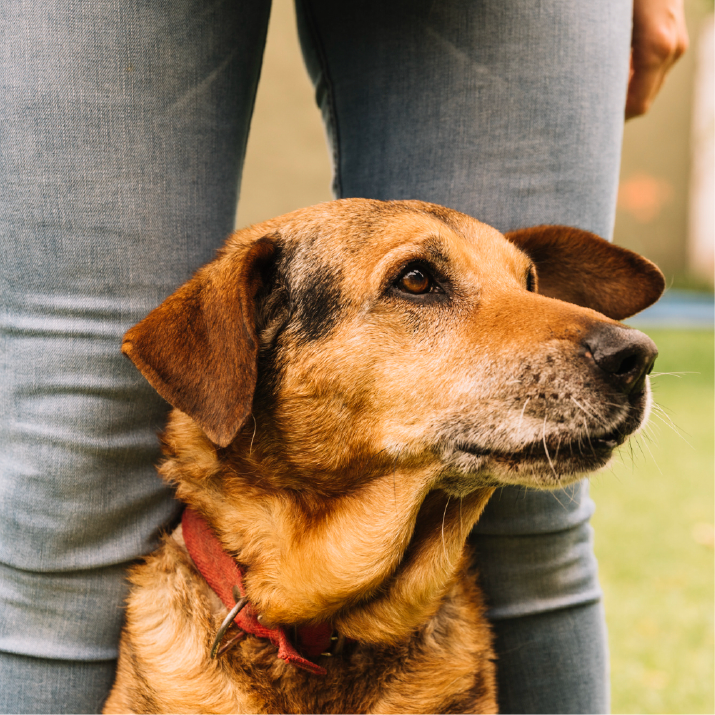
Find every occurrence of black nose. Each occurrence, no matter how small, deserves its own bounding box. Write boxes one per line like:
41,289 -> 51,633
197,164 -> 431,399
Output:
584,324 -> 658,395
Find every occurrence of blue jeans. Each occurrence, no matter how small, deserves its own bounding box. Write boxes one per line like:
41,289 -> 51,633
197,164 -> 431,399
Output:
0,0 -> 631,711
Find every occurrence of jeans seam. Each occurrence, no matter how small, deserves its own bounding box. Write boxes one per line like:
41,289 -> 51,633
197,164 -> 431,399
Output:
237,0 -> 274,204
295,0 -> 342,198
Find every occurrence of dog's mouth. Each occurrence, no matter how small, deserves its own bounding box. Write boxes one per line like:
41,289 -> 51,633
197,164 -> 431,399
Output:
435,381 -> 654,490
457,419 -> 627,461
445,412 -> 641,489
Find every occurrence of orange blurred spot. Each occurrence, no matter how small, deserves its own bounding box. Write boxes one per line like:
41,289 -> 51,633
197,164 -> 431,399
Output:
617,172 -> 674,223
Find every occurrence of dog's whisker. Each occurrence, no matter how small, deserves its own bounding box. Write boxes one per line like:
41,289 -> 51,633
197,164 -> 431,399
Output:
648,411 -> 689,445
441,496 -> 451,566
554,433 -> 562,465
541,416 -> 557,477
516,397 -> 531,437
649,403 -> 689,443
570,395 -> 610,429
546,482 -> 569,510
641,422 -> 658,446
626,439 -> 635,468
643,435 -> 663,475
649,400 -> 678,417
580,416 -> 596,458
248,413 -> 258,456
575,395 -> 613,422
649,371 -> 695,378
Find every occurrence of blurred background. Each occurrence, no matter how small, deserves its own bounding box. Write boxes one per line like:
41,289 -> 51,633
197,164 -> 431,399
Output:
235,1 -> 714,712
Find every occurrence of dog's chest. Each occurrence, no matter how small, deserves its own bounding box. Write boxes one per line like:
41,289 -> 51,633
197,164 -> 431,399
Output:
113,542 -> 496,713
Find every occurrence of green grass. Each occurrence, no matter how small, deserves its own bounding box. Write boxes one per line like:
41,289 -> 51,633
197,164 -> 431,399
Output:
591,329 -> 714,714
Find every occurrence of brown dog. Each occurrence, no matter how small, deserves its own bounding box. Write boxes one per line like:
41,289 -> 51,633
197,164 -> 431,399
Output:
104,199 -> 663,714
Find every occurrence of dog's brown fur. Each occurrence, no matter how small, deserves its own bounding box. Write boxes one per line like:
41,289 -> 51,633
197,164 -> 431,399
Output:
104,199 -> 664,714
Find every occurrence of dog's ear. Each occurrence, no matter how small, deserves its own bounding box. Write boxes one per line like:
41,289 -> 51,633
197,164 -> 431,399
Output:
122,236 -> 277,447
506,225 -> 665,320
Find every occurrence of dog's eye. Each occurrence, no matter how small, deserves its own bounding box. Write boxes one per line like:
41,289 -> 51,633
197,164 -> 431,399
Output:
396,266 -> 434,295
399,268 -> 431,294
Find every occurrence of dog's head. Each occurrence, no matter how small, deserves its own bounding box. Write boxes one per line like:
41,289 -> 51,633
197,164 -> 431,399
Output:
123,199 -> 663,637
124,199 -> 663,493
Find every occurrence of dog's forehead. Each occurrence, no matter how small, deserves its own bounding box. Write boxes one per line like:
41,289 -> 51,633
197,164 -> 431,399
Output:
283,203 -> 529,289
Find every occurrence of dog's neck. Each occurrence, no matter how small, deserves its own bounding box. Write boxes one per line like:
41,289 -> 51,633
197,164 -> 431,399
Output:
179,507 -> 336,674
161,411 -> 495,645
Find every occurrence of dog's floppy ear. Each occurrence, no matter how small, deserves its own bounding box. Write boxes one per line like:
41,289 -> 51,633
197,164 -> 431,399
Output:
122,236 -> 276,447
506,225 -> 665,320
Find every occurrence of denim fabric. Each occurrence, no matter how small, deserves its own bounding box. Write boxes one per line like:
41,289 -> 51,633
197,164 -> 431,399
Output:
491,602 -> 611,715
0,653 -> 116,715
0,0 -> 271,708
296,0 -> 629,236
1,0 -> 630,712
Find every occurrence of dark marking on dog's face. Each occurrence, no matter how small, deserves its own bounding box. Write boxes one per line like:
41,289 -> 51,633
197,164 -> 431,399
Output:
291,260 -> 345,343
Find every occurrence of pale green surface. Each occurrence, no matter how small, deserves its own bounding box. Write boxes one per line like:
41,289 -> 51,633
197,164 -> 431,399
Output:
591,329 -> 714,714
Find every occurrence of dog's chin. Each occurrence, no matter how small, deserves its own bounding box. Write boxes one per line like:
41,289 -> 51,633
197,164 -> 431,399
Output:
436,448 -> 612,494
437,401 -> 650,493
456,442 -> 616,490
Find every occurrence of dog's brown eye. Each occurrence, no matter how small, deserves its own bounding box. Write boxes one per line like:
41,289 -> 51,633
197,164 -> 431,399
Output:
397,267 -> 432,294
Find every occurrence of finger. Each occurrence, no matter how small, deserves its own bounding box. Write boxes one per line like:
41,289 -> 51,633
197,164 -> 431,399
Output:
626,18 -> 689,119
626,56 -> 667,119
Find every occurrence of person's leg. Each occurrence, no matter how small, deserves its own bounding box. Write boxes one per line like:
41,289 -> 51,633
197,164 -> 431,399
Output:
0,1 -> 271,711
489,602 -> 610,714
0,654 -> 119,715
468,483 -> 609,713
295,1 -> 631,711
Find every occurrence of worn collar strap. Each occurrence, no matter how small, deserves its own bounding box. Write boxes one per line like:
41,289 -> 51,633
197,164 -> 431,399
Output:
181,507 -> 330,676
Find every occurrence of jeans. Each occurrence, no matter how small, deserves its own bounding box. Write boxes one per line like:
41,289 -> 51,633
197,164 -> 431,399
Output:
0,0 -> 631,711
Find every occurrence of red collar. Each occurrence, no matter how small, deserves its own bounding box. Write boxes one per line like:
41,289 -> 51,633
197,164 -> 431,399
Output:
181,508 -> 331,676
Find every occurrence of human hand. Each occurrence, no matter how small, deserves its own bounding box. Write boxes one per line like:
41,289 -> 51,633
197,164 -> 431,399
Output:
626,0 -> 689,119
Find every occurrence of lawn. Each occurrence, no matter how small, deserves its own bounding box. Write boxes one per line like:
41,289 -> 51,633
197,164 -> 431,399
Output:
590,328 -> 714,713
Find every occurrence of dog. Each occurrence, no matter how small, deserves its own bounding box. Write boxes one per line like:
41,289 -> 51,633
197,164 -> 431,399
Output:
104,199 -> 664,714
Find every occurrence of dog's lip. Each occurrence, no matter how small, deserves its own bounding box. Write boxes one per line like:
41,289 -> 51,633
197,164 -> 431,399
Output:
455,423 -> 626,460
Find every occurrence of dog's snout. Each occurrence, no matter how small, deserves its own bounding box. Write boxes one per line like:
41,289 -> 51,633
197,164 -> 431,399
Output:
584,324 -> 658,395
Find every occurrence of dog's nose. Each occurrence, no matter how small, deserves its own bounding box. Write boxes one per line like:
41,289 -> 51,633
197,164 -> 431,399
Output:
584,324 -> 658,395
